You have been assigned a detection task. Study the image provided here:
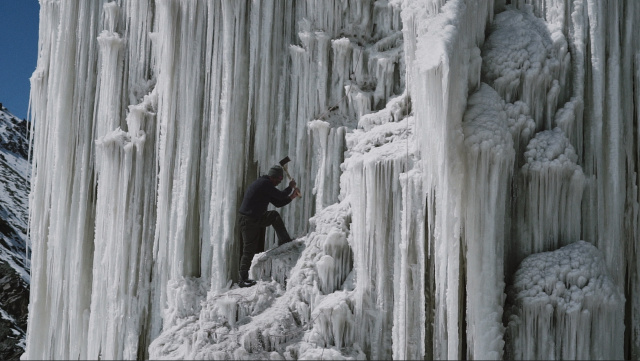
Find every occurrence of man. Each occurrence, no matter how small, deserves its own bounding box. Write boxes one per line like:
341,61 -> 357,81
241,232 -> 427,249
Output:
237,164 -> 301,287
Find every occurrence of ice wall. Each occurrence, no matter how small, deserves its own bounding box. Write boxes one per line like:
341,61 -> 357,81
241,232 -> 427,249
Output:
23,0 -> 640,360
402,0 -> 637,359
508,1 -> 640,358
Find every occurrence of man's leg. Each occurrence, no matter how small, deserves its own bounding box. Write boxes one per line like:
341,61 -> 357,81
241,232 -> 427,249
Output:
238,215 -> 262,283
258,210 -> 293,246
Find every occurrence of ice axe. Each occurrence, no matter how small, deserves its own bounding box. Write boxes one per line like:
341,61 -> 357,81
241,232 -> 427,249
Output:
279,156 -> 302,197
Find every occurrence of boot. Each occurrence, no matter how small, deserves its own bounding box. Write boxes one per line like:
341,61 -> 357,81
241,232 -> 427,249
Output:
239,279 -> 257,288
239,271 -> 257,288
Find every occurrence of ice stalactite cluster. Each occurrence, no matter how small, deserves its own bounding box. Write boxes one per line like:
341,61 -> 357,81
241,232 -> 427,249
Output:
506,241 -> 625,360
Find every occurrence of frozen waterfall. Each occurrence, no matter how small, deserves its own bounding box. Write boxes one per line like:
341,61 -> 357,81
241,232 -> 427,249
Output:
23,0 -> 639,360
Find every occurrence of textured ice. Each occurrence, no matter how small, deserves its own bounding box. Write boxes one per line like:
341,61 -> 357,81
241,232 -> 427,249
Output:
506,241 -> 625,360
513,128 -> 585,268
482,5 -> 569,130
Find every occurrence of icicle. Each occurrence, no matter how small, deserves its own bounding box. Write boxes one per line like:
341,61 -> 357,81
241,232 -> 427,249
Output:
309,119 -> 331,213
330,37 -> 352,112
392,166 -> 426,360
504,100 -> 536,168
305,292 -> 355,349
95,8 -> 124,169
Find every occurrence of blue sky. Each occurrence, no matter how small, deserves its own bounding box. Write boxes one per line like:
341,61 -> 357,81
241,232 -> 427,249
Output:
0,1 -> 40,120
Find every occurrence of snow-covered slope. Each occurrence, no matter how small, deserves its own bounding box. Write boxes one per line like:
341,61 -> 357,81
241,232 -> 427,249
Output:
0,105 -> 30,359
22,0 -> 640,360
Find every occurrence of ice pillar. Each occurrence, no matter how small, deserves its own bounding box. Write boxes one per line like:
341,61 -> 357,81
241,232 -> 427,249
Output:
403,0 -> 494,358
461,84 -> 514,360
24,2 -> 103,359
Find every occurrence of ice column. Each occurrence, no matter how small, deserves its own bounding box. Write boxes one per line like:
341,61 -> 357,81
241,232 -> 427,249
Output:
120,0 -> 155,105
152,0 -> 210,312
403,0 -> 493,358
506,241 -> 625,360
513,128 -> 585,269
342,117 -> 410,360
308,120 -> 346,212
24,1 -> 103,359
392,166 -> 426,360
204,0 -> 254,291
247,0 -> 295,170
88,96 -> 157,360
461,84 -> 514,360
94,2 -> 124,151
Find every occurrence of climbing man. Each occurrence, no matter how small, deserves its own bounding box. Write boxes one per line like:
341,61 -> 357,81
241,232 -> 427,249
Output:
237,164 -> 301,287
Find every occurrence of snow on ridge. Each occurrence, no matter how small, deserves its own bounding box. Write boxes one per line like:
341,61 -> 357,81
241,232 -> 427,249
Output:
0,108 -> 30,161
0,107 -> 31,280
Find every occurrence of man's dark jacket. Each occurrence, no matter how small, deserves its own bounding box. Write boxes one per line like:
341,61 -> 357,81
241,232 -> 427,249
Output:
239,175 -> 292,218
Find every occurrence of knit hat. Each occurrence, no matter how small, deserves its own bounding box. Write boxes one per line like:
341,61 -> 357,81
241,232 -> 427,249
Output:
268,164 -> 284,178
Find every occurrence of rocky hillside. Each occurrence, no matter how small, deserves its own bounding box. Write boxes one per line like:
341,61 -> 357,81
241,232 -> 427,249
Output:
0,103 -> 30,360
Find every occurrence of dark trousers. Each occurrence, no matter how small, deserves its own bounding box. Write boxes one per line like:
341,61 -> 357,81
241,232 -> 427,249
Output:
238,211 -> 292,279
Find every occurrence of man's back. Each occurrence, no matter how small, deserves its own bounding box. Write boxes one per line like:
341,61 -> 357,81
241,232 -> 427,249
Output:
239,175 -> 291,218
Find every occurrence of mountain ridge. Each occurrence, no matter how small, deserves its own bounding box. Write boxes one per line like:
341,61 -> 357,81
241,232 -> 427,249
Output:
0,104 -> 30,360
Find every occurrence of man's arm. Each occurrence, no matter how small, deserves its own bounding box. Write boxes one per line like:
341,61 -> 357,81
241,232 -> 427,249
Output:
268,185 -> 294,207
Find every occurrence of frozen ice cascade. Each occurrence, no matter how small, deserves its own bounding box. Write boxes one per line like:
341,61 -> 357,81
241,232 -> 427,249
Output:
22,0 -> 639,360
